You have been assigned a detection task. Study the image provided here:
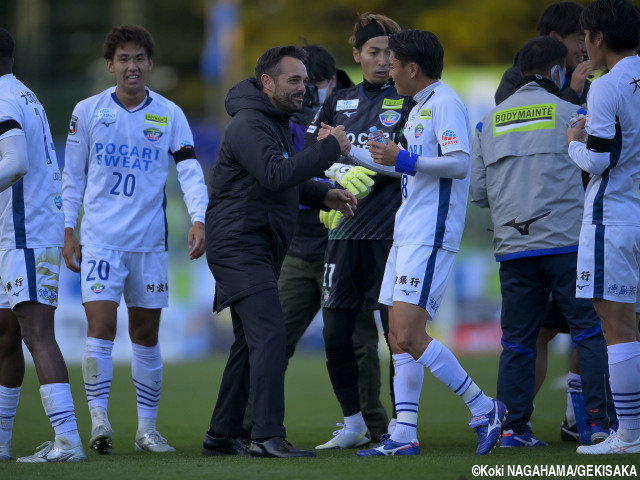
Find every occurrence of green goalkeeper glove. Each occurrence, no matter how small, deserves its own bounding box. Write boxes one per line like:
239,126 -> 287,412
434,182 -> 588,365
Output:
319,209 -> 344,230
324,163 -> 376,199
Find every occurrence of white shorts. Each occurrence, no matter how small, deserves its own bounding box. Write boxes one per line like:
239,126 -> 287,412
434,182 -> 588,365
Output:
379,244 -> 456,319
576,224 -> 640,306
80,247 -> 168,308
0,247 -> 61,309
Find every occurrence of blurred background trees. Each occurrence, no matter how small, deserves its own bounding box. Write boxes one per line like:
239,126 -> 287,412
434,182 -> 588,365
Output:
1,0 -> 590,138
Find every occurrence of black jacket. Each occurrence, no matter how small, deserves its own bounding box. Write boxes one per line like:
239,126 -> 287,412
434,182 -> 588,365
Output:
206,78 -> 342,311
495,53 -> 590,106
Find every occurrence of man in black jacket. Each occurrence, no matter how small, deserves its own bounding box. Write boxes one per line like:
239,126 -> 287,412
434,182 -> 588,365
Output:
201,45 -> 355,458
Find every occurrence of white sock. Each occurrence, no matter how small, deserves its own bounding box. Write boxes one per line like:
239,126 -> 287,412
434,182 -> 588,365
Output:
83,337 -> 113,427
0,386 -> 20,446
391,353 -> 423,443
387,418 -> 397,435
132,343 -> 163,432
344,411 -> 367,433
417,339 -> 493,416
607,342 -> 640,442
566,371 -> 581,426
39,383 -> 81,448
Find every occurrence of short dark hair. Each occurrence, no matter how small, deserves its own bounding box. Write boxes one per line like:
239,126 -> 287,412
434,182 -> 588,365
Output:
537,2 -> 583,37
103,25 -> 155,61
254,45 -> 307,89
517,36 -> 568,75
301,45 -> 336,83
0,28 -> 14,59
581,0 -> 640,52
388,29 -> 444,80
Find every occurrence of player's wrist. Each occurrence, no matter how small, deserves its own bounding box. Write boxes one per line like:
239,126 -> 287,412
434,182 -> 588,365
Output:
395,150 -> 418,175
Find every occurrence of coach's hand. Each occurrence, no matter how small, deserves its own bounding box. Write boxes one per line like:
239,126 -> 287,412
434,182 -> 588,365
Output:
63,227 -> 82,272
188,221 -> 205,260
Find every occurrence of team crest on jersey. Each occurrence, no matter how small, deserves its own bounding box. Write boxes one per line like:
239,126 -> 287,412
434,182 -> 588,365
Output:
415,124 -> 424,138
144,113 -> 169,127
379,110 -> 401,127
53,195 -> 62,210
91,283 -> 105,294
441,130 -> 459,147
336,99 -> 359,111
144,127 -> 163,142
95,108 -> 117,127
69,115 -> 78,135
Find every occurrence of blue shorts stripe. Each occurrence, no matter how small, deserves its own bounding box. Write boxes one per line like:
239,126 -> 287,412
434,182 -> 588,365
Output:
418,246 -> 439,309
23,249 -> 38,302
594,225 -> 605,298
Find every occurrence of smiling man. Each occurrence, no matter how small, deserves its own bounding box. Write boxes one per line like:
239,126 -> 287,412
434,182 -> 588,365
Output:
62,25 -> 209,455
202,45 -> 356,458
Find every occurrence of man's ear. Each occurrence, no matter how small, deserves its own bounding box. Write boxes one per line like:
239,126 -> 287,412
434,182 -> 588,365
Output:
261,73 -> 274,93
352,47 -> 361,64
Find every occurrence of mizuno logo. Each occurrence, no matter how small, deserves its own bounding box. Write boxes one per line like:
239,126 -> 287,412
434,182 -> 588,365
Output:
503,211 -> 551,235
102,121 -> 115,127
343,111 -> 356,117
400,290 -> 416,296
576,284 -> 590,290
12,289 -> 24,297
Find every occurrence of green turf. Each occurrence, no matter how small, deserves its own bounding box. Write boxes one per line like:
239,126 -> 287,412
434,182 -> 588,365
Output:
3,353 -> 638,479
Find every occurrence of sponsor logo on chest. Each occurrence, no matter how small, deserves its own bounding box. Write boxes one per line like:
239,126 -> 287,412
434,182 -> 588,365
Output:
95,108 -> 117,127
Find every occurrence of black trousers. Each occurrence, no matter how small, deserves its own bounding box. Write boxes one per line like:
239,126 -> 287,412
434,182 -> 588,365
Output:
209,288 -> 287,440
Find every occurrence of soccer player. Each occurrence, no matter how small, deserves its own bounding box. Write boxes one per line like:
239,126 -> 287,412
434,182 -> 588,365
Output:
304,13 -> 415,449
62,25 -> 208,454
566,0 -> 640,455
344,29 -> 506,456
472,36 -> 616,448
0,27 -> 86,463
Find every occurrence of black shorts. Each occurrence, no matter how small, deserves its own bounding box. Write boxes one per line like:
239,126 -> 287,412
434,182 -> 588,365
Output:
321,239 -> 392,311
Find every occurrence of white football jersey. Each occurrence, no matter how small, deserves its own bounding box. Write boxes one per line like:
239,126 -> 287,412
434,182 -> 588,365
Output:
0,74 -> 63,250
583,55 -> 640,226
394,83 -> 471,251
63,87 -> 196,251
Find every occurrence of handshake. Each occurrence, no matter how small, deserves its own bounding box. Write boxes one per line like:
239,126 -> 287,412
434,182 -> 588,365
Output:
320,163 -> 376,230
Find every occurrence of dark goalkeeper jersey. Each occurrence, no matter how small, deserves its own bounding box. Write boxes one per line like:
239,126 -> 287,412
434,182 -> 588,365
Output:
304,83 -> 414,241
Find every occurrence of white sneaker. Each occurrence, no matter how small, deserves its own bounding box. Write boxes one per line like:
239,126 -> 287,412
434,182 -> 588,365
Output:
135,430 -> 175,453
0,442 -> 12,461
315,423 -> 370,450
89,423 -> 113,454
16,441 -> 87,463
577,431 -> 640,455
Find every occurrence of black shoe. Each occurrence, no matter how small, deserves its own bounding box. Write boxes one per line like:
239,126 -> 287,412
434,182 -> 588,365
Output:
560,419 -> 579,442
202,432 -> 248,456
248,437 -> 316,458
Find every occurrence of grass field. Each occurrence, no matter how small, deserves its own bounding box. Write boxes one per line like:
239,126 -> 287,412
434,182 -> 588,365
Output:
2,352 -> 638,479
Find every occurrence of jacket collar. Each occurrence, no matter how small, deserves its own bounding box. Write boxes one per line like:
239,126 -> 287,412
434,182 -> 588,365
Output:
515,75 -> 562,98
